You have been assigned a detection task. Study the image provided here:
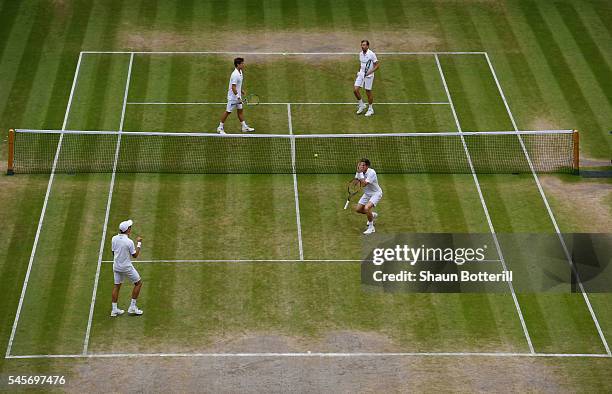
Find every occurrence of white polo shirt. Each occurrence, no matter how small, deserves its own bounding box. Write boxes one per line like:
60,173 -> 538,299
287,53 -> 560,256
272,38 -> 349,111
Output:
227,68 -> 243,100
359,49 -> 378,78
111,233 -> 136,273
356,168 -> 383,194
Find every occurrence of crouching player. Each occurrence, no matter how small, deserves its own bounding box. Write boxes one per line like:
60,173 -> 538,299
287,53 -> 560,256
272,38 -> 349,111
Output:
354,158 -> 382,234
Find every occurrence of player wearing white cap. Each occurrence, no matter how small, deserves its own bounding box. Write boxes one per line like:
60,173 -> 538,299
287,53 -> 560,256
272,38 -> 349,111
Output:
110,219 -> 144,317
354,40 -> 380,117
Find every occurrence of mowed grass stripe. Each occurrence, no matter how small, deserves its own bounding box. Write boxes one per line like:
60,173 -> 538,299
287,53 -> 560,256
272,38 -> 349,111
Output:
104,175 -> 300,260
500,3 -> 582,131
521,293 -> 610,354
2,2 -> 125,358
75,55 -> 119,130
486,1 -> 607,351
145,43 -> 192,334
428,29 -> 545,352
518,0 -> 609,158
0,0 -> 36,128
400,174 -> 527,351
0,0 -> 23,60
10,174 -> 111,355
545,2 -> 612,157
438,55 -> 514,132
471,4 -> 564,132
38,0 -> 97,129
584,0 -> 612,55
8,52 -> 132,354
554,2 -> 612,110
0,176 -> 48,355
0,1 -> 57,128
436,4 -> 609,353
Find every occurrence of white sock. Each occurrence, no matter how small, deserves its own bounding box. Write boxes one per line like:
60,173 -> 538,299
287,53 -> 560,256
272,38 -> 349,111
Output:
112,302 -> 118,311
130,299 -> 137,308
367,221 -> 372,226
368,104 -> 373,109
218,122 -> 224,127
358,99 -> 364,105
241,121 -> 247,127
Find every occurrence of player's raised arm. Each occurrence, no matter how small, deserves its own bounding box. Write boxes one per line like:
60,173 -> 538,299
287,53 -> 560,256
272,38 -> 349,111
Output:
355,161 -> 368,187
132,235 -> 143,258
111,220 -> 144,317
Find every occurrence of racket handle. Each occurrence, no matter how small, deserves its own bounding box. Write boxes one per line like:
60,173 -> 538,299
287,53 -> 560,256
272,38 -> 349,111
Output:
343,200 -> 349,210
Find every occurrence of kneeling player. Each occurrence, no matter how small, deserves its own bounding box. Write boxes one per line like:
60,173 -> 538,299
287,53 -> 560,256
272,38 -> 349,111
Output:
354,158 -> 383,234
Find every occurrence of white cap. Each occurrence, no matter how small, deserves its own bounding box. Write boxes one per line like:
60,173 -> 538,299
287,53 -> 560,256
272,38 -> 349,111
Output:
119,219 -> 133,232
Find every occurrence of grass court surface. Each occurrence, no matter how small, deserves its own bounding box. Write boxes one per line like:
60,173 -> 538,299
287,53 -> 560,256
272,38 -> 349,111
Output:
0,0 -> 611,391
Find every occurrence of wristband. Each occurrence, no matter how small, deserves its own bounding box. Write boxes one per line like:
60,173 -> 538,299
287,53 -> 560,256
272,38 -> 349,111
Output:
137,242 -> 142,248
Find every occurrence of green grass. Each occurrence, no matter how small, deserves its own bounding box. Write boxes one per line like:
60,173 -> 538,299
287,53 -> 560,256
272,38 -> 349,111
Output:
0,0 -> 611,391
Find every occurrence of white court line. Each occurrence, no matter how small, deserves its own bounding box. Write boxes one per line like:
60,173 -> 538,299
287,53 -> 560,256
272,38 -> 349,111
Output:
82,51 -> 487,55
99,259 -> 503,264
101,259 -> 362,263
5,351 -> 611,360
82,53 -> 135,355
287,103 -> 304,260
435,54 -> 534,354
483,53 -> 611,356
5,53 -> 84,358
126,102 -> 450,105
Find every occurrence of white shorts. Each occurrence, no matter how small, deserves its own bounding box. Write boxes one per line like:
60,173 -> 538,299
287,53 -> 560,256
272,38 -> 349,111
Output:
226,99 -> 243,113
114,266 -> 141,285
359,191 -> 383,206
354,72 -> 374,90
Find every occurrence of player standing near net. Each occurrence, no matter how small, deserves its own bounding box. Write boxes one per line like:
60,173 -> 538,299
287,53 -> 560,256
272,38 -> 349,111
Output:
217,57 -> 255,134
110,220 -> 144,317
354,159 -> 382,234
354,40 -> 380,117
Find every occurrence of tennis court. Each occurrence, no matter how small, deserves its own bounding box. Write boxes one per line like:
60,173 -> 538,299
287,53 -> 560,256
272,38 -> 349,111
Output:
4,50 -> 610,361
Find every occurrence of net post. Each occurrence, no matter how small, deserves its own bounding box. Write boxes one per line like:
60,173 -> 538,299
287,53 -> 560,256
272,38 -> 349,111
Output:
7,128 -> 15,175
572,129 -> 579,174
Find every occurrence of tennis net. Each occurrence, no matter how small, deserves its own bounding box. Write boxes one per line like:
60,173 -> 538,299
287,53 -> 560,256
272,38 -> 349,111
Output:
7,129 -> 579,175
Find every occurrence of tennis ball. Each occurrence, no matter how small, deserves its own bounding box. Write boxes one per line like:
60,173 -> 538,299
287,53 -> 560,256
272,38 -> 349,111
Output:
314,153 -> 318,158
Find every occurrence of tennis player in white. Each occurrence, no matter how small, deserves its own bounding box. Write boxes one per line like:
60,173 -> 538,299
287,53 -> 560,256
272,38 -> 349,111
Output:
354,40 -> 380,117
217,57 -> 255,134
354,158 -> 382,234
111,220 -> 144,317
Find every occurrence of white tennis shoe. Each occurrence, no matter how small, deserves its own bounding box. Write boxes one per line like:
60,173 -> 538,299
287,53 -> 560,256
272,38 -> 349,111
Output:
217,126 -> 225,134
242,125 -> 255,132
356,104 -> 367,114
110,308 -> 124,317
128,306 -> 144,316
365,107 -> 374,117
363,226 -> 376,235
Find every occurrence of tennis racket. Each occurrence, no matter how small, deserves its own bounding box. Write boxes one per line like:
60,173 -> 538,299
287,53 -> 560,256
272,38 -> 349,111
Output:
363,59 -> 373,77
241,93 -> 260,106
343,179 -> 362,210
